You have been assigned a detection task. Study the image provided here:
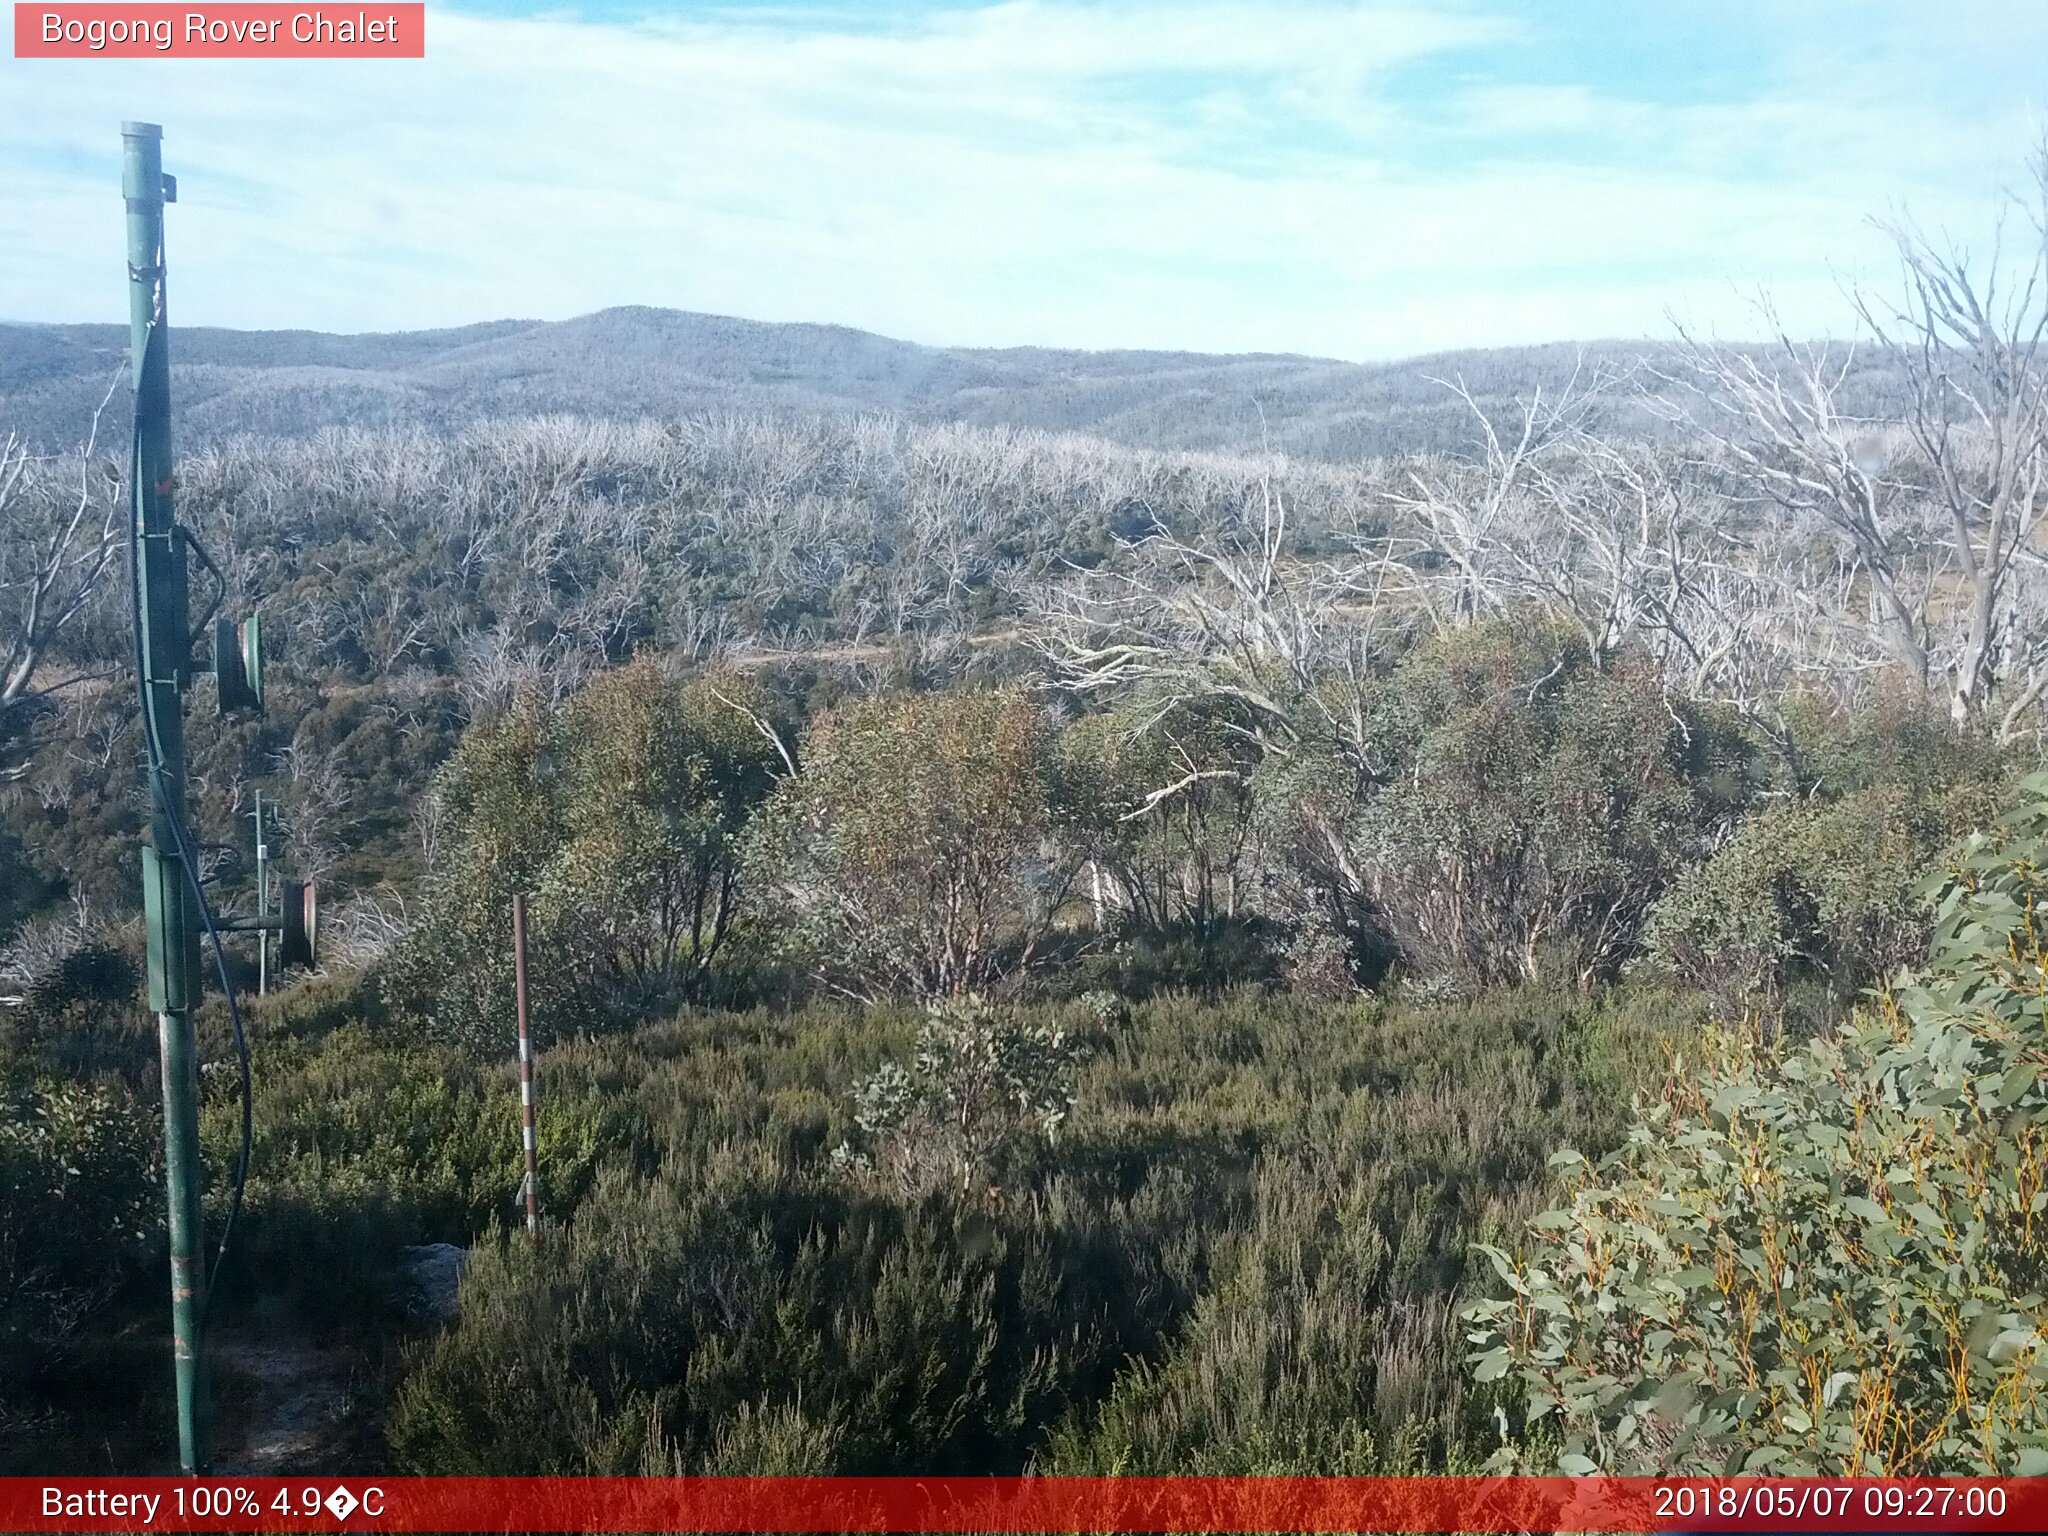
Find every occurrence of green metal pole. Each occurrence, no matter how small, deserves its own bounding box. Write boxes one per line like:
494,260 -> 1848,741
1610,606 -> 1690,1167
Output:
124,119 -> 210,1476
253,790 -> 268,997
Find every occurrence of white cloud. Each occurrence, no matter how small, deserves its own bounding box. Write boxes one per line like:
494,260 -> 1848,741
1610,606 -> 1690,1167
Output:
0,0 -> 2039,357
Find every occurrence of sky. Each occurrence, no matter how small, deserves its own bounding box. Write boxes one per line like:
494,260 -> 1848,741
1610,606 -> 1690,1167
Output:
2,0 -> 2045,359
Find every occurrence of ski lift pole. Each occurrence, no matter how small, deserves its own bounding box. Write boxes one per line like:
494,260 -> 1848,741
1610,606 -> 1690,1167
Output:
512,893 -> 540,1243
124,119 -> 210,1476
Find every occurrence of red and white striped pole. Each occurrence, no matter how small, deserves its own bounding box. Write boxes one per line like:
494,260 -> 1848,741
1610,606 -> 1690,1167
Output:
511,892 -> 540,1244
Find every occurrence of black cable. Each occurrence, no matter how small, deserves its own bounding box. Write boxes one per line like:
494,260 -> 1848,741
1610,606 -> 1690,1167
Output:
128,302 -> 252,1334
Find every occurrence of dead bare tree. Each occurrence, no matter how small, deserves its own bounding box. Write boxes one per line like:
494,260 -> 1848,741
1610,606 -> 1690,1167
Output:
0,890 -> 102,1009
1667,146 -> 2048,738
321,890 -> 412,970
1030,465 -> 1404,934
351,582 -> 435,673
1665,316 -> 1938,694
271,738 -> 355,880
1508,431 -> 1691,667
1855,146 -> 2048,733
1383,362 -> 1604,631
1032,467 -> 1393,768
0,372 -> 125,738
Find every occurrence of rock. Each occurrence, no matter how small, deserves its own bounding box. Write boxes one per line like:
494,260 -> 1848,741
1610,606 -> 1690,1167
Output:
395,1243 -> 467,1323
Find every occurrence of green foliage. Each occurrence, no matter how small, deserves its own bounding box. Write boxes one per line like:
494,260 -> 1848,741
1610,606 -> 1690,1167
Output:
1643,698 -> 2007,1013
1,1072 -> 160,1310
0,818 -> 46,937
1329,619 -> 1733,989
388,1165 -> 1160,1476
1642,784 -> 1988,1014
1465,772 -> 2048,1475
543,662 -> 782,1003
1281,911 -> 1361,998
382,688 -> 556,1049
1779,686 -> 2011,802
386,984 -> 1672,1475
203,1024 -> 510,1225
1042,1162 -> 1433,1475
8,934 -> 148,1079
15,344 -> 2048,1482
1,1069 -> 162,1467
384,663 -> 782,1048
835,997 -> 1083,1197
1054,697 -> 1265,936
1072,915 -> 1286,999
746,689 -> 1071,998
196,1000 -> 639,1333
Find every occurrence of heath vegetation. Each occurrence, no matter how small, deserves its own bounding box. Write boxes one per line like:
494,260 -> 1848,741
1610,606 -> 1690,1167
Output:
3,149 -> 2047,1475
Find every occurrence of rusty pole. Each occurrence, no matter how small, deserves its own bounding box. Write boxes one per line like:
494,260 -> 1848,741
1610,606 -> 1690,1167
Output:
511,893 -> 540,1243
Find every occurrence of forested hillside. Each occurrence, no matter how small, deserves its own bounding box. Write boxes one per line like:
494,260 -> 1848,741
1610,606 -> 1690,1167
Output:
0,308 -> 1906,460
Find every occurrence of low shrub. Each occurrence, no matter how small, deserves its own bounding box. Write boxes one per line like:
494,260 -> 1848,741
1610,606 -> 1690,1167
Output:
834,997 -> 1082,1199
388,985 -> 1673,1474
0,1071 -> 162,1472
1468,773 -> 2048,1475
1642,779 -> 2002,1016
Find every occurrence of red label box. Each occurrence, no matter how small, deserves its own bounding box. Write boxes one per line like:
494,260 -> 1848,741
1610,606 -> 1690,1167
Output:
14,3 -> 424,56
5,1476 -> 2048,1534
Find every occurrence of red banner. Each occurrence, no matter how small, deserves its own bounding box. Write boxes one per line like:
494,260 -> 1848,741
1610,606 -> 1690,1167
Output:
4,1476 -> 2047,1533
12,4 -> 424,58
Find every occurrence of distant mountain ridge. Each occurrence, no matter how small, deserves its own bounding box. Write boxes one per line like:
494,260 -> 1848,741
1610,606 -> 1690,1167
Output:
0,305 -> 1744,459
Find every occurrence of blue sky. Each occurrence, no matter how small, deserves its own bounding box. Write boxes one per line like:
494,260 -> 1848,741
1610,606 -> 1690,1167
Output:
3,1 -> 2044,358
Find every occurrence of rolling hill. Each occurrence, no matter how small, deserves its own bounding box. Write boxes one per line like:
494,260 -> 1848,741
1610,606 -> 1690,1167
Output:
2,306 -> 1677,460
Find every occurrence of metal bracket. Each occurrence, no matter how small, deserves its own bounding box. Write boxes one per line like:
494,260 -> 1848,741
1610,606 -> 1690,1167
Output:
214,613 -> 264,713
